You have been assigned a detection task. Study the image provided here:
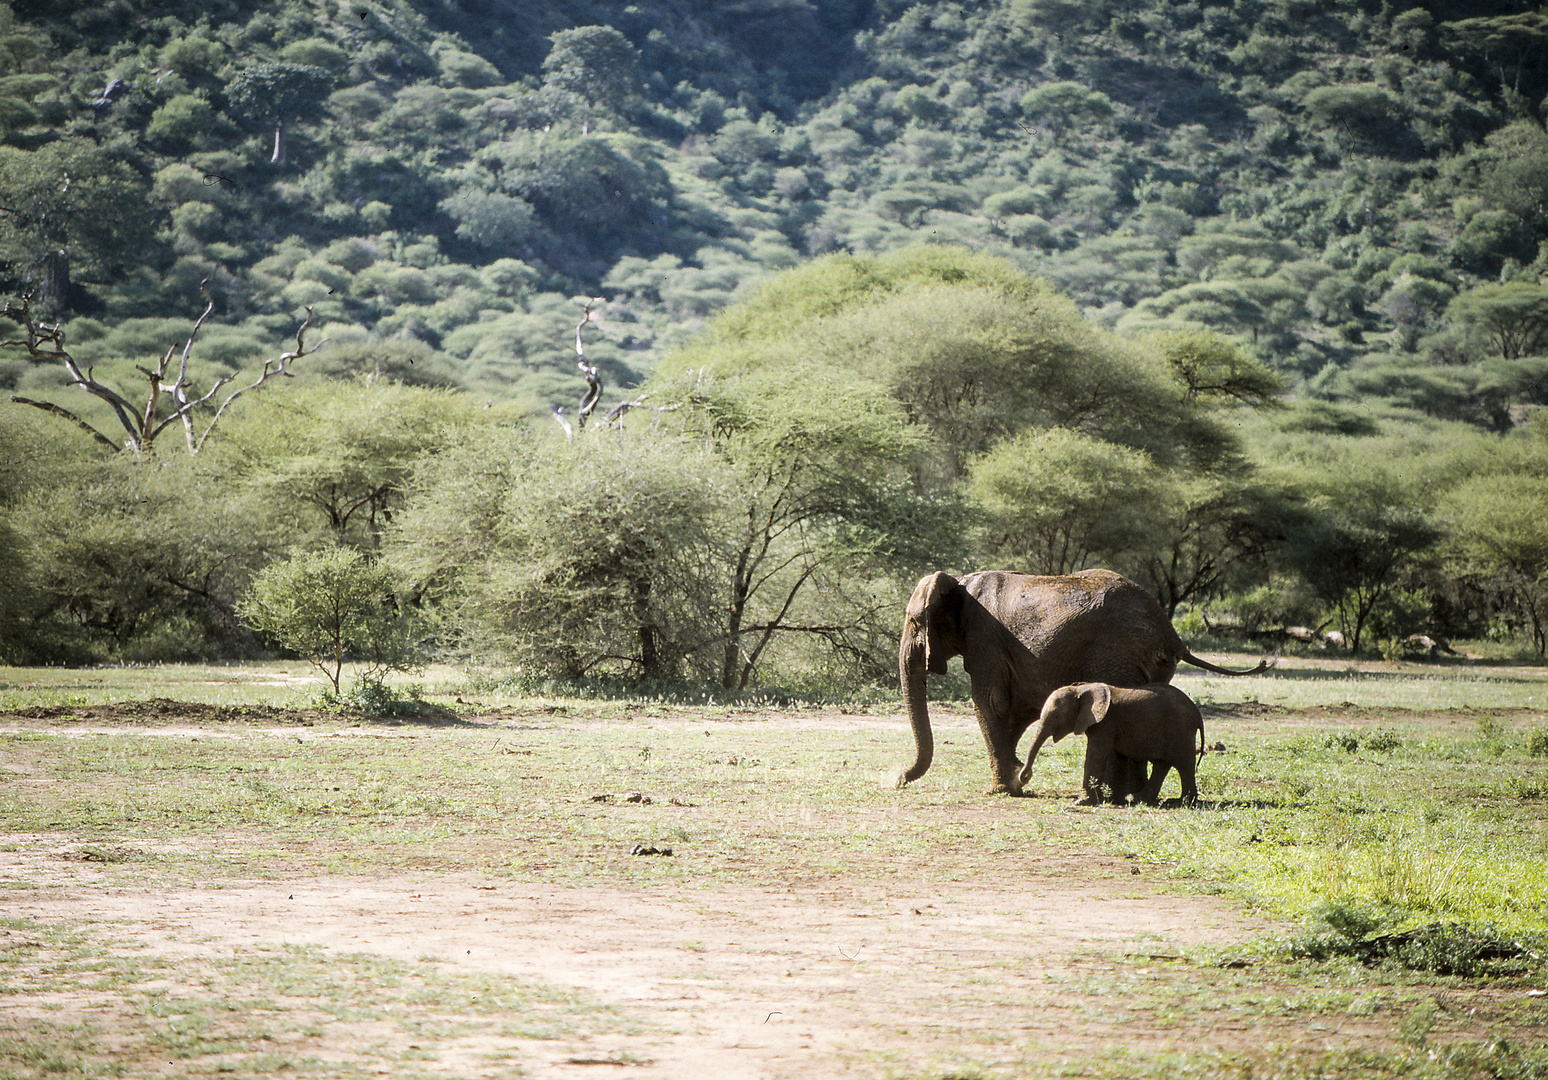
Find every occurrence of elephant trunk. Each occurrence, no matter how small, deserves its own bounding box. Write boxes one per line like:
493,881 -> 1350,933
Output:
1016,724 -> 1051,793
895,642 -> 934,788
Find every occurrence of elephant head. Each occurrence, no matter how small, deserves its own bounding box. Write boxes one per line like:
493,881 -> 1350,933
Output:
894,571 -> 964,788
1017,682 -> 1110,792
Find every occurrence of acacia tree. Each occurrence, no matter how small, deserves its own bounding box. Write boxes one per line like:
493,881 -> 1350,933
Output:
212,378 -> 482,551
1441,419 -> 1548,654
669,365 -> 932,689
0,139 -> 157,312
3,435 -> 279,661
1444,473 -> 1548,654
1448,282 -> 1548,360
239,546 -> 418,696
394,357 -> 939,688
1131,330 -> 1288,614
1445,11 -> 1548,96
1280,463 -> 1440,653
540,25 -> 642,133
226,61 -> 336,164
967,426 -> 1165,575
2,288 -> 324,456
389,424 -> 733,681
1139,474 -> 1302,618
1144,328 -> 1282,408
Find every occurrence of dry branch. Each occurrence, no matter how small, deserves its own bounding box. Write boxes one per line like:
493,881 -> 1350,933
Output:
551,298 -> 676,437
2,285 -> 325,455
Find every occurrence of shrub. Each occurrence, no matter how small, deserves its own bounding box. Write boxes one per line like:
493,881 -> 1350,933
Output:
1363,729 -> 1402,753
238,547 -> 420,696
146,94 -> 216,147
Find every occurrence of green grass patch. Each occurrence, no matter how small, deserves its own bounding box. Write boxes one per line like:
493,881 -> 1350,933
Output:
1068,716 -> 1548,977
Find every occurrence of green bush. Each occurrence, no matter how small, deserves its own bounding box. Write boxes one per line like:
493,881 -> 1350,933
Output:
1324,732 -> 1361,753
238,546 -> 420,696
1363,729 -> 1402,753
146,94 -> 215,147
1289,903 -> 1543,977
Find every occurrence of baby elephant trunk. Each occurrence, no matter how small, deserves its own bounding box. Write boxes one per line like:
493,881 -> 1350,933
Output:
1016,725 -> 1052,793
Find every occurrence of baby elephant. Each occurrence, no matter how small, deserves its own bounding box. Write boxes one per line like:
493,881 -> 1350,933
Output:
1018,682 -> 1204,806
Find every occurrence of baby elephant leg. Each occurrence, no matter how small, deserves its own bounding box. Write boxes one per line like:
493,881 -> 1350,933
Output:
1138,760 -> 1200,805
1175,756 -> 1199,805
1116,754 -> 1149,804
1135,760 -> 1171,806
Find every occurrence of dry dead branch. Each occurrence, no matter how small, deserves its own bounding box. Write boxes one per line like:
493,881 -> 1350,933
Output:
2,284 -> 326,455
552,298 -> 677,437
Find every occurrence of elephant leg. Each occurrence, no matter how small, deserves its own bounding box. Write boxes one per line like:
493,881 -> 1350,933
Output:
969,684 -> 1021,795
1137,760 -> 1171,806
1176,759 -> 1199,806
1116,754 -> 1149,804
1080,742 -> 1118,805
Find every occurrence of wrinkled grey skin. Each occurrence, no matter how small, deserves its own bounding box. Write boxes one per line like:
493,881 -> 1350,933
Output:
896,569 -> 1261,795
1019,682 -> 1205,805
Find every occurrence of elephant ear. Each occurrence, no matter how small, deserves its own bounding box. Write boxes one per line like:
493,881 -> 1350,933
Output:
906,571 -> 960,675
1070,683 -> 1113,735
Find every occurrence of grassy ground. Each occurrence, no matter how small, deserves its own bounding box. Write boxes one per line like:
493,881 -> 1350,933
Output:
0,652 -> 1545,1077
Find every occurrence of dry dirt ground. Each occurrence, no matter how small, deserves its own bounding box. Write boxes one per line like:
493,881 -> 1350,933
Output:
2,700 -> 1543,1079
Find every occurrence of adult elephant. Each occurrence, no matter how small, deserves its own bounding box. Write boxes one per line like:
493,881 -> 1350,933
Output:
895,569 -> 1267,795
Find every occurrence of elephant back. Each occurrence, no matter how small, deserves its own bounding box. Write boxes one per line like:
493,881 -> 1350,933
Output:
960,568 -> 1182,694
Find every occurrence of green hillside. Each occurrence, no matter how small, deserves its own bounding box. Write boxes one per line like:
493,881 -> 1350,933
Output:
0,0 -> 1542,413
3,0 -> 1548,675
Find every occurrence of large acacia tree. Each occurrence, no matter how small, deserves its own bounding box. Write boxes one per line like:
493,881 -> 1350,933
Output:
661,364 -> 934,689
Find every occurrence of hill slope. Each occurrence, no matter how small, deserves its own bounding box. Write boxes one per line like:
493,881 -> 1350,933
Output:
0,0 -> 1545,426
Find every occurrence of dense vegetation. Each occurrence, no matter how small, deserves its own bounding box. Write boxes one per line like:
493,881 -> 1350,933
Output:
2,0 -> 1547,681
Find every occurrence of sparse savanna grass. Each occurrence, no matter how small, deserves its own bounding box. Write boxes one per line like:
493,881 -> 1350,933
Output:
0,917 -> 628,1080
2,655 -> 1547,1078
1015,1040 -> 1548,1080
0,661 -> 473,712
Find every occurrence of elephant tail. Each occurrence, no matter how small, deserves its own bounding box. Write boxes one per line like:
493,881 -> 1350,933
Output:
1179,648 -> 1274,677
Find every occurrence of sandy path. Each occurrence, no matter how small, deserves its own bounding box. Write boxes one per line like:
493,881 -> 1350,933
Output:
7,852 -> 1303,1078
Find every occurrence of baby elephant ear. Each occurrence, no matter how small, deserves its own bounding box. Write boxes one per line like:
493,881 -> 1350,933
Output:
1072,683 -> 1112,734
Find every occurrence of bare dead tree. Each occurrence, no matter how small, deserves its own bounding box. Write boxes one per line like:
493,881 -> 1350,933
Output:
551,297 -> 660,438
2,283 -> 326,455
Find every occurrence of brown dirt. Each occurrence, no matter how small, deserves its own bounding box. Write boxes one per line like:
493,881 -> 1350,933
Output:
2,700 -> 1543,1078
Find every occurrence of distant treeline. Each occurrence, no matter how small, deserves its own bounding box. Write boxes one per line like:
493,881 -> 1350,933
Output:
3,250 -> 1545,679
